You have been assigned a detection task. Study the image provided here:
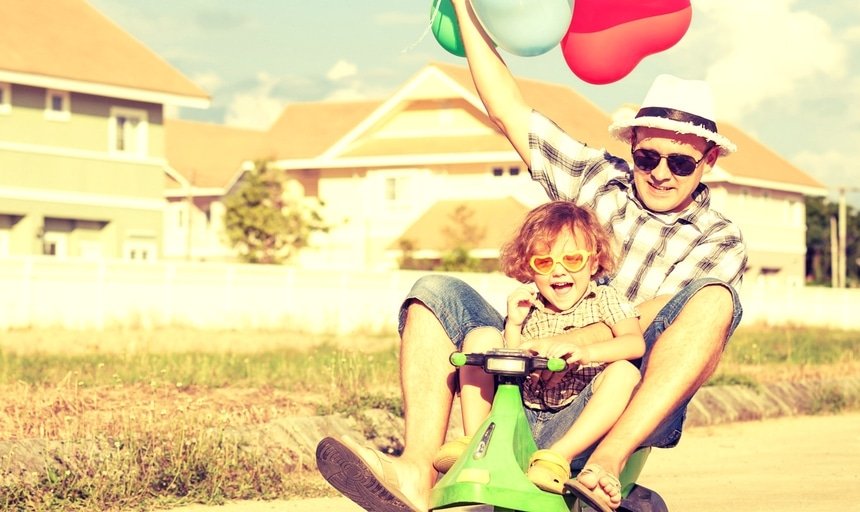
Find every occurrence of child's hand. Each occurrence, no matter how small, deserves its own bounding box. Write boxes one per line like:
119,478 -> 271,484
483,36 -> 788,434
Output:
560,344 -> 590,366
522,339 -> 590,365
506,285 -> 539,327
520,339 -> 590,385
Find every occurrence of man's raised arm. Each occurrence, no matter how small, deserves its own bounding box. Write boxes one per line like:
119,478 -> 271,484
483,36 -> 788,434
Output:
452,0 -> 533,165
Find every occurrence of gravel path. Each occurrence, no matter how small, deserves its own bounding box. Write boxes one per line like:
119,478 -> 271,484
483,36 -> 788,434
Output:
163,411 -> 859,512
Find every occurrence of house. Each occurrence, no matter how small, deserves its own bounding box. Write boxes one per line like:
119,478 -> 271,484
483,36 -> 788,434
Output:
394,197 -> 532,259
267,63 -> 615,271
163,119 -> 268,261
0,0 -> 209,260
699,125 -> 826,287
165,62 -> 826,287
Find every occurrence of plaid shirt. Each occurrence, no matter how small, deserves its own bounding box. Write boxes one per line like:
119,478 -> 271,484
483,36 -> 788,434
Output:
521,282 -> 639,411
528,111 -> 747,306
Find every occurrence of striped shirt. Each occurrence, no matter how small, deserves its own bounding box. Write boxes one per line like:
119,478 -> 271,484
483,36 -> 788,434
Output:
521,281 -> 639,411
528,111 -> 747,305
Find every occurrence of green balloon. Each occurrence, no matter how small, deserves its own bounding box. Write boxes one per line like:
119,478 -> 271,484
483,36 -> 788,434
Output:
431,0 -> 466,57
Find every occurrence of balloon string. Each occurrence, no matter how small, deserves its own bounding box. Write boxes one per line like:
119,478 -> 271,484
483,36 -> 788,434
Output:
402,0 -> 443,53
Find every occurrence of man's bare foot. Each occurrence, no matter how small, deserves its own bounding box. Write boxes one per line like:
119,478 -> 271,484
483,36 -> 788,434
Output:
368,447 -> 434,511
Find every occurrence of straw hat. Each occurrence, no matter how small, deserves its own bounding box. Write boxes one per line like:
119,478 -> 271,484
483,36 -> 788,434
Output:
609,74 -> 736,156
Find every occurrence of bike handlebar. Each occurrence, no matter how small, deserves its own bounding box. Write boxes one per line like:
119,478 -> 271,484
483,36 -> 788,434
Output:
450,348 -> 566,377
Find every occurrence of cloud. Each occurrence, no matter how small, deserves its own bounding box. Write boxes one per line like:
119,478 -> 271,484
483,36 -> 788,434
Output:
190,71 -> 223,95
793,148 -> 860,208
691,0 -> 847,123
326,60 -> 358,82
223,72 -> 284,130
321,60 -> 387,101
793,149 -> 848,190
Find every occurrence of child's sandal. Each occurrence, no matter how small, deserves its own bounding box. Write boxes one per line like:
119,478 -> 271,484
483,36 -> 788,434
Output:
432,435 -> 472,473
526,448 -> 570,494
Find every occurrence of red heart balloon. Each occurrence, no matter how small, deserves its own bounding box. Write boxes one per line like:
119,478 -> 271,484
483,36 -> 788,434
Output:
561,0 -> 692,84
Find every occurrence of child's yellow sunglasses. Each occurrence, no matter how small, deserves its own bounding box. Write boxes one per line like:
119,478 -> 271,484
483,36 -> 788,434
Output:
529,250 -> 592,275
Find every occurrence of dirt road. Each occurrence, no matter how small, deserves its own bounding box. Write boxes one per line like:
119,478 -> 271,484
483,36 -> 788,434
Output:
165,412 -> 860,512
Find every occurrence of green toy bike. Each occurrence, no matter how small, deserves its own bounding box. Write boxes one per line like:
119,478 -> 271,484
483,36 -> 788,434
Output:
429,348 -> 666,512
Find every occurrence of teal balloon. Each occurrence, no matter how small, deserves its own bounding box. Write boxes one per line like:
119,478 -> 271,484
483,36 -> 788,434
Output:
431,0 -> 465,57
471,0 -> 574,57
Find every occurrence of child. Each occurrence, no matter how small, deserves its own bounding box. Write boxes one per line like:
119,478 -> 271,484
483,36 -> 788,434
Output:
434,201 -> 645,499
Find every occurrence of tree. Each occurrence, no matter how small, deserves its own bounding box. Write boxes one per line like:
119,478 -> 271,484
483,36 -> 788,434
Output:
805,196 -> 834,284
222,161 -> 327,264
397,239 -> 434,271
438,204 -> 494,272
397,204 -> 494,272
805,196 -> 859,286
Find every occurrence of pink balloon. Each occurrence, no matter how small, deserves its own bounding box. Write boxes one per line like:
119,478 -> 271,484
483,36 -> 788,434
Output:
561,0 -> 692,84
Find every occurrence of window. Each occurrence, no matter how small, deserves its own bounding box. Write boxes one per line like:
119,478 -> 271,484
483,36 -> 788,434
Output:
44,89 -> 70,121
42,232 -> 68,257
123,239 -> 157,261
109,107 -> 148,156
492,167 -> 504,177
42,217 -> 73,257
371,171 -> 411,205
509,166 -> 520,176
385,177 -> 398,201
0,82 -> 10,114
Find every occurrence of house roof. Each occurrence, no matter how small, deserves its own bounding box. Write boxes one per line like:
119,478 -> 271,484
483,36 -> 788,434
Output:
430,61 -> 629,157
166,61 -> 824,196
267,100 -> 384,160
263,62 -> 629,170
0,0 -> 209,107
432,62 -> 825,194
164,119 -> 266,193
710,123 -> 826,193
393,197 -> 531,253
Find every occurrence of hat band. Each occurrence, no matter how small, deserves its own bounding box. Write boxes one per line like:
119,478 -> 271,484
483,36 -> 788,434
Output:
636,106 -> 718,134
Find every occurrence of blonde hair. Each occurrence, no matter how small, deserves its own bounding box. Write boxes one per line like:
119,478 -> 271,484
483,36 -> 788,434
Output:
500,201 -> 615,283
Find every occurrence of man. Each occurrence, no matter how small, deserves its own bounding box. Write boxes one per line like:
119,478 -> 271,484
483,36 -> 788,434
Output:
316,1 -> 746,510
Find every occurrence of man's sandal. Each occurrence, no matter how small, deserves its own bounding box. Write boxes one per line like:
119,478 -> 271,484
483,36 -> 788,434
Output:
432,435 -> 472,473
564,463 -> 622,512
526,449 -> 570,494
316,435 -> 421,512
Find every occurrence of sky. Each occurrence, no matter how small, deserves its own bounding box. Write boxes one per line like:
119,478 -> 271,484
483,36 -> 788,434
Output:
89,0 -> 860,206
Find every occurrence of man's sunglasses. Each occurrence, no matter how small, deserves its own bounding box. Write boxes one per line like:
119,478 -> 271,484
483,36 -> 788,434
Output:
529,250 -> 592,275
631,148 -> 709,177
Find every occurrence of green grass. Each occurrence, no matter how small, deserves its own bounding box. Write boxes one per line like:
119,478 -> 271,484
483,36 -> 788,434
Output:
0,341 -> 403,511
0,326 -> 858,510
0,343 -> 400,393
721,326 -> 859,366
707,326 -> 860,392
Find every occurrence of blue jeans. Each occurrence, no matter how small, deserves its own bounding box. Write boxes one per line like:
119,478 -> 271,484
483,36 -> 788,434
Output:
398,274 -> 743,468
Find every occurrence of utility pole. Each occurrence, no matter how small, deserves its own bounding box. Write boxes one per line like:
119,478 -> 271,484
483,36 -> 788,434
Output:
838,188 -> 847,288
830,216 -> 839,288
834,186 -> 860,288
